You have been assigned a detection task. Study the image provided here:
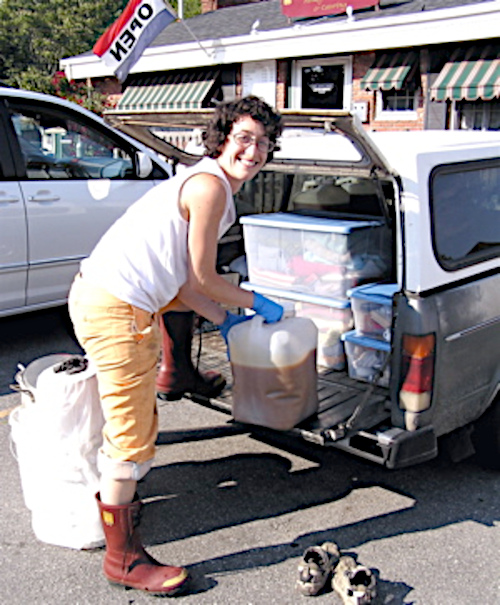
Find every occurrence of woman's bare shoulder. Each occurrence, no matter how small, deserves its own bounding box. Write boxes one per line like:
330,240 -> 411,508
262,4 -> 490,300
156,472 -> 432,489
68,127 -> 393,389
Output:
181,172 -> 227,207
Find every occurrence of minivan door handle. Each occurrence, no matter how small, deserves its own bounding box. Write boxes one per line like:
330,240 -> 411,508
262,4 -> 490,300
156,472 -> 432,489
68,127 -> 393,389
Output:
0,193 -> 20,203
28,192 -> 61,202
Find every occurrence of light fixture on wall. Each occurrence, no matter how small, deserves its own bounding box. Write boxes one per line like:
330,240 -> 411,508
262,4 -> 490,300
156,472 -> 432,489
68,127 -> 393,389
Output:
309,82 -> 336,94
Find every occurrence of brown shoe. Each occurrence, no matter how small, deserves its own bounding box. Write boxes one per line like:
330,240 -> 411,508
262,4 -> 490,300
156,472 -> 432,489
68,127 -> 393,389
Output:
96,493 -> 188,595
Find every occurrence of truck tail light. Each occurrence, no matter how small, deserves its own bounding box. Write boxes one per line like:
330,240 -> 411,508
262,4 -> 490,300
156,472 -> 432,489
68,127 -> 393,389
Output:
399,334 -> 435,412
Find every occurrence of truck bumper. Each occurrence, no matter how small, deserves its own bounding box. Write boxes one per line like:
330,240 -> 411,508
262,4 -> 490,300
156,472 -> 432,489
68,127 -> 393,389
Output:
330,425 -> 438,469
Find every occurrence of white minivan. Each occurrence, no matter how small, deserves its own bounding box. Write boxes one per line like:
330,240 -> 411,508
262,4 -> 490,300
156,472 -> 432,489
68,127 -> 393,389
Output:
0,86 -> 173,317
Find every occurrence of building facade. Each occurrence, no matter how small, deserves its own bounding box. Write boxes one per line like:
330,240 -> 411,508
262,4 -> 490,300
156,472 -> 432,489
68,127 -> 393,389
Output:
61,0 -> 500,132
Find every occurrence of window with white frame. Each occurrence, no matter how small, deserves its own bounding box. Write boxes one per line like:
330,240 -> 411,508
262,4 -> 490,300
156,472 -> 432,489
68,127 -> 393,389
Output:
376,83 -> 420,120
292,57 -> 352,110
458,100 -> 500,131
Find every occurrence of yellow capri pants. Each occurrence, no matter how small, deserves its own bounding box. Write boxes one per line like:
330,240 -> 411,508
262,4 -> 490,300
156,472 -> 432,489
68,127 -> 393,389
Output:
68,273 -> 161,481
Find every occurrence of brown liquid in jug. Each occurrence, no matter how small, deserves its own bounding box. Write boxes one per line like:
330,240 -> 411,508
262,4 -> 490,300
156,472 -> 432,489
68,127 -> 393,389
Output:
231,350 -> 319,431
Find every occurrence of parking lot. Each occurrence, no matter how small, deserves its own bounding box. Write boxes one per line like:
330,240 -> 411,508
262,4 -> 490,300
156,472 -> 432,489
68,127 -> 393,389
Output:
0,308 -> 499,604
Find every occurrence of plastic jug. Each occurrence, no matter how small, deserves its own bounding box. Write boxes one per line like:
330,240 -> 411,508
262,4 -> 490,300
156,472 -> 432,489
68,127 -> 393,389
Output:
228,315 -> 319,430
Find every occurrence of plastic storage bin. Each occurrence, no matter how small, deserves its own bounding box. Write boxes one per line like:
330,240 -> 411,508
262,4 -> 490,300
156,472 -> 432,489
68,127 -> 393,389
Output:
242,282 -> 353,370
349,283 -> 399,341
241,213 -> 391,300
341,330 -> 391,387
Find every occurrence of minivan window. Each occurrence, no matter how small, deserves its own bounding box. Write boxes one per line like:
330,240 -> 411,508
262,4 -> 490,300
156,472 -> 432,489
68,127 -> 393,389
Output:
430,158 -> 500,270
9,103 -> 135,180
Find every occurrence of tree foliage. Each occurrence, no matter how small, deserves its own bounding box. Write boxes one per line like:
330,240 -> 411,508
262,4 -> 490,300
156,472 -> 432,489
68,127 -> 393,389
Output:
49,71 -> 109,114
0,0 -> 125,90
169,0 -> 202,20
0,0 -> 201,110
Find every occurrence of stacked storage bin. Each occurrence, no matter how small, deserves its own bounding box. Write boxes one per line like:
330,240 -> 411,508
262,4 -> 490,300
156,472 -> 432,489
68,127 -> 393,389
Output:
342,283 -> 399,386
240,213 -> 392,370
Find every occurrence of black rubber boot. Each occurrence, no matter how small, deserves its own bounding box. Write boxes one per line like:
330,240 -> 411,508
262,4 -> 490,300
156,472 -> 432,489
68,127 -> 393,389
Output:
156,311 -> 226,401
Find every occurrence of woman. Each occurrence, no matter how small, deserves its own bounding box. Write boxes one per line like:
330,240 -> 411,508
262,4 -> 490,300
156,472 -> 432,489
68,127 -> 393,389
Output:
68,96 -> 284,595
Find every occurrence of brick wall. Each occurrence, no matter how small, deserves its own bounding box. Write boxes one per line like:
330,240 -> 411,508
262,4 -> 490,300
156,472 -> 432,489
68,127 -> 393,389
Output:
93,77 -> 122,96
91,77 -> 123,109
352,52 -> 374,123
367,112 -> 425,131
201,0 -> 217,12
276,60 -> 288,109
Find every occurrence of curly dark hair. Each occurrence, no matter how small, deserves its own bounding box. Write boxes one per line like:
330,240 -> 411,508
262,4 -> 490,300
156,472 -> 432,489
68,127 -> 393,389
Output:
202,95 -> 283,162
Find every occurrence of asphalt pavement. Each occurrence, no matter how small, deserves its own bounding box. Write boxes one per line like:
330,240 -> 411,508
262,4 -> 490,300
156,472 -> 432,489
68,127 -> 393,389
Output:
0,308 -> 499,604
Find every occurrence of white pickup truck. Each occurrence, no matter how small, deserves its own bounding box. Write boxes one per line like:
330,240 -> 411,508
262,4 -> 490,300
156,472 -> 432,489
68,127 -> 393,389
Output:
106,109 -> 500,470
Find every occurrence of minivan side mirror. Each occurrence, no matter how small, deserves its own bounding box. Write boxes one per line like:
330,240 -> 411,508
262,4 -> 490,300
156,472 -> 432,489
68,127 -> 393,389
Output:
136,152 -> 153,178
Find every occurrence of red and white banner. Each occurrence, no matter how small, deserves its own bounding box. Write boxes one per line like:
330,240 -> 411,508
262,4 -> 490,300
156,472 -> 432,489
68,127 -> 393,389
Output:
93,0 -> 176,82
281,0 -> 378,20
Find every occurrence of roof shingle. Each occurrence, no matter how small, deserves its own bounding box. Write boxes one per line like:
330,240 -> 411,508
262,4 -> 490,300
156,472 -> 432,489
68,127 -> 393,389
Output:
150,0 -> 493,47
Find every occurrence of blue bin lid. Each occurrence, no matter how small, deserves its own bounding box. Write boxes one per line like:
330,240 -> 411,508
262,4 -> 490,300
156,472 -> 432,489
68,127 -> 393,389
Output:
341,329 -> 391,352
240,212 -> 384,234
348,282 -> 399,304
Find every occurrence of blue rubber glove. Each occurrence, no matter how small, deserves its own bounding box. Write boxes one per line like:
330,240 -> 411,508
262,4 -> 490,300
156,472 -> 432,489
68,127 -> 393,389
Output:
251,292 -> 284,323
218,312 -> 252,344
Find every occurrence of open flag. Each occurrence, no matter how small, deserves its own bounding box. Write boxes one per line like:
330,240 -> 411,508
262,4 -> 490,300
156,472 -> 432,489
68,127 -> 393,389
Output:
93,0 -> 176,82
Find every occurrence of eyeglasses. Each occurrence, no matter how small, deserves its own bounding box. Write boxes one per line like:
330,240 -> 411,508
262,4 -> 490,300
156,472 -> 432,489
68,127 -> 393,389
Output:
230,131 -> 276,154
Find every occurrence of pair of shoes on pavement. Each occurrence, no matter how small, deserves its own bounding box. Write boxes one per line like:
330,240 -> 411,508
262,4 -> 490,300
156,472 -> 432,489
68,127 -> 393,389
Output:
296,542 -> 376,603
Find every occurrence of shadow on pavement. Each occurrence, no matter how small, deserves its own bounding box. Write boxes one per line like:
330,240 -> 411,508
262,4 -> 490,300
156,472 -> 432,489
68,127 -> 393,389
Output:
2,310 -> 498,603
140,428 -> 498,602
0,307 -> 82,396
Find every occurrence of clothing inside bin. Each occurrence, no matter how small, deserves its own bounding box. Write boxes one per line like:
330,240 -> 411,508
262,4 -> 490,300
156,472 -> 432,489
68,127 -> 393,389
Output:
342,330 -> 391,387
244,214 -> 391,298
349,282 -> 398,341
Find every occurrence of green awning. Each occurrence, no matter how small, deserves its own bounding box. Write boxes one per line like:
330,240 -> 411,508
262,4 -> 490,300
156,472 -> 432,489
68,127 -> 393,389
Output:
361,51 -> 418,91
117,70 -> 219,112
430,46 -> 500,102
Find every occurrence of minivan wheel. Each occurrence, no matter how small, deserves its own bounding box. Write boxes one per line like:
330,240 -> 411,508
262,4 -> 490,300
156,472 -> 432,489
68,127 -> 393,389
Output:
471,397 -> 500,470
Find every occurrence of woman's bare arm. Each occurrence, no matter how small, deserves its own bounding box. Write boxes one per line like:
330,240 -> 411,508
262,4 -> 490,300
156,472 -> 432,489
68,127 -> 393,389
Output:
175,282 -> 227,325
180,173 -> 254,309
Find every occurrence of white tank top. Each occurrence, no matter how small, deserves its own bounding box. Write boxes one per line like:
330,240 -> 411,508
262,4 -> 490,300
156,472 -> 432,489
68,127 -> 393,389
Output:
80,157 -> 235,313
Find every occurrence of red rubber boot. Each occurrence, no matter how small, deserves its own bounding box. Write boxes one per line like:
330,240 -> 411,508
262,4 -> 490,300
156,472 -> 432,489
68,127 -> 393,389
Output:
156,311 -> 226,401
96,494 -> 188,595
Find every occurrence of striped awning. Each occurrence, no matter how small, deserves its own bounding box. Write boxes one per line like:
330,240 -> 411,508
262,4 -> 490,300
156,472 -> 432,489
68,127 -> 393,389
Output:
361,51 -> 418,91
117,69 -> 219,112
430,46 -> 500,102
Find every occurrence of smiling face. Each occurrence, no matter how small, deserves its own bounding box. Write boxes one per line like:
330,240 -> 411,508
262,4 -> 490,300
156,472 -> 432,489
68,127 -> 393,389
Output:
216,115 -> 269,193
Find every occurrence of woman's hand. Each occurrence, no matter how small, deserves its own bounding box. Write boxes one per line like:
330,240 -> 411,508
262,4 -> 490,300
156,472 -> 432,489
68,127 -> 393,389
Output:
218,312 -> 252,343
251,292 -> 284,323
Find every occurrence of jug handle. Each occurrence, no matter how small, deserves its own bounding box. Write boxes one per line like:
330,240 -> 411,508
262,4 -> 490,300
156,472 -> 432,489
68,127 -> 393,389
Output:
249,314 -> 265,335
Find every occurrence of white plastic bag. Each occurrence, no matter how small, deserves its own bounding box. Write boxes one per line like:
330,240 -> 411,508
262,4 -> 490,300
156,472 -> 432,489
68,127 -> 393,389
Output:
9,355 -> 105,550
